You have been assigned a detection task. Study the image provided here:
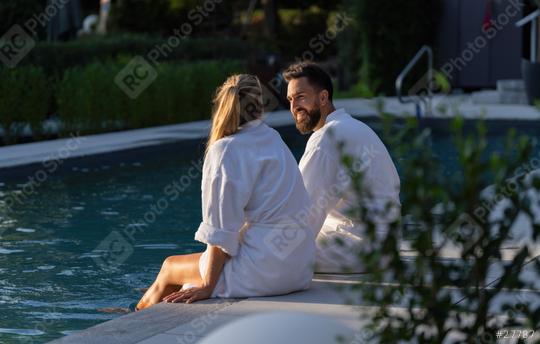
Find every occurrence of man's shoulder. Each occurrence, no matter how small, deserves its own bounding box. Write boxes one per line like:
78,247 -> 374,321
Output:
330,114 -> 381,142
311,113 -> 365,143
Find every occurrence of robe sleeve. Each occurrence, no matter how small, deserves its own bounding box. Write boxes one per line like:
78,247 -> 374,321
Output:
194,140 -> 252,256
299,143 -> 345,233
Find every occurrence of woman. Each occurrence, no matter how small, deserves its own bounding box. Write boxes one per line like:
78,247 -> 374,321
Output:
136,74 -> 315,309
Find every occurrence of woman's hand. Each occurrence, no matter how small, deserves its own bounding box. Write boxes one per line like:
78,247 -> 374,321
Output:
162,245 -> 226,304
162,285 -> 213,304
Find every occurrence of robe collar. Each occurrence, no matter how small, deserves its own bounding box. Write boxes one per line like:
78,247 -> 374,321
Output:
238,118 -> 263,131
324,108 -> 348,125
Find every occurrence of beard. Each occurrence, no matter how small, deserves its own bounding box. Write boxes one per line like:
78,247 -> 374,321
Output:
294,107 -> 321,134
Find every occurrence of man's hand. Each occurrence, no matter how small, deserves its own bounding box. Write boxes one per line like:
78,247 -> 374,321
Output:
162,285 -> 213,304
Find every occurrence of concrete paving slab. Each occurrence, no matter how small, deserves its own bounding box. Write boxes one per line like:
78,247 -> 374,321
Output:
47,301 -> 236,344
48,278 -> 370,344
136,333 -> 203,344
164,314 -> 243,336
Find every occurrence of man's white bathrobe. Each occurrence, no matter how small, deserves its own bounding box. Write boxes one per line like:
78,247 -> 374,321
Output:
194,119 -> 315,297
299,108 -> 401,273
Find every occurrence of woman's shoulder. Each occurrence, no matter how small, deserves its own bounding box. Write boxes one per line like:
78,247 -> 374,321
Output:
208,122 -> 280,158
206,135 -> 249,165
207,136 -> 235,158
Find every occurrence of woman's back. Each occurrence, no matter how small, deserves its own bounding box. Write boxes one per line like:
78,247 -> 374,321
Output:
198,119 -> 315,298
203,119 -> 310,227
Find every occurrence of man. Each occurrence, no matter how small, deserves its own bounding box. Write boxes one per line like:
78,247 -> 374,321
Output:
283,62 -> 401,273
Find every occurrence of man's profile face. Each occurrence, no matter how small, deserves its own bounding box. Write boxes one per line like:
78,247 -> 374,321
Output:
286,77 -> 322,134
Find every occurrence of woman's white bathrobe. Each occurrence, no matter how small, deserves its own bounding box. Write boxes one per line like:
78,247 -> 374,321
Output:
194,119 -> 315,298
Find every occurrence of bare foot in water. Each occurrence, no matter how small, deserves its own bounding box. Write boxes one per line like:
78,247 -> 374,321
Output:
98,302 -> 139,314
97,307 -> 130,314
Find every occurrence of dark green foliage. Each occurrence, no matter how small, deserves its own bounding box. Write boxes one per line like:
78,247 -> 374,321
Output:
0,67 -> 51,144
109,0 -> 232,35
342,115 -> 540,342
277,8 -> 332,60
21,35 -> 249,77
0,0 -> 45,38
337,0 -> 441,95
56,60 -> 245,135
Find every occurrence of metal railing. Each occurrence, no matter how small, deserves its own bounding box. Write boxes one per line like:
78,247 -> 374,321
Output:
395,45 -> 433,118
516,9 -> 540,63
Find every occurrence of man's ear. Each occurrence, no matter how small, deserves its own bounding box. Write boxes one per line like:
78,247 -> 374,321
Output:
319,89 -> 329,106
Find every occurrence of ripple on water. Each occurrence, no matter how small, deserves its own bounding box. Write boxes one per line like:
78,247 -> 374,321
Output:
0,248 -> 24,254
0,328 -> 44,336
79,252 -> 100,259
134,244 -> 178,250
0,219 -> 17,226
15,228 -> 36,233
102,195 -> 127,202
37,266 -> 55,270
19,239 -> 77,246
40,313 -> 116,321
126,223 -> 148,229
57,270 -> 74,276
100,210 -> 119,216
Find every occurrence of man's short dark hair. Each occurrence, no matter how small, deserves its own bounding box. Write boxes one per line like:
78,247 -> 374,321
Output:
282,62 -> 333,102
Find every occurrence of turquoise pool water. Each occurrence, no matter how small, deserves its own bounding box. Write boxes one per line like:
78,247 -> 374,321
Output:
0,123 -> 538,343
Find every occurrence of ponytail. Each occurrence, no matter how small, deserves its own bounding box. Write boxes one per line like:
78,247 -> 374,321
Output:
206,74 -> 263,156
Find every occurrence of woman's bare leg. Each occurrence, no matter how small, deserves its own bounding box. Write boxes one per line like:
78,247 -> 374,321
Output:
137,252 -> 203,310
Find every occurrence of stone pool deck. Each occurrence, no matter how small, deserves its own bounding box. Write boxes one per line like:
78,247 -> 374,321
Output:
48,274 -> 371,344
1,96 -> 539,171
49,244 -> 540,344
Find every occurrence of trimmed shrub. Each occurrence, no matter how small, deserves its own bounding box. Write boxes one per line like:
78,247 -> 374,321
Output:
22,35 -> 249,76
56,60 -> 245,135
0,67 -> 51,144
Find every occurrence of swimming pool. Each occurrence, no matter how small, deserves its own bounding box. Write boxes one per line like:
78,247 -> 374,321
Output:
0,121 -> 538,343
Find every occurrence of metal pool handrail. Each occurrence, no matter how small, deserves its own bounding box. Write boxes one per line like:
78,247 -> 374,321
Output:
395,45 -> 433,119
516,9 -> 540,63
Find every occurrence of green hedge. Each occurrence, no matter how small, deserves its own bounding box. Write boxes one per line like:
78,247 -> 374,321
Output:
0,67 -> 51,144
0,60 -> 244,144
56,60 -> 245,135
22,35 -> 249,76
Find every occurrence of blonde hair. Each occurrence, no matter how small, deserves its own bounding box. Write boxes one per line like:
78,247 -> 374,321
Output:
206,74 -> 263,155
